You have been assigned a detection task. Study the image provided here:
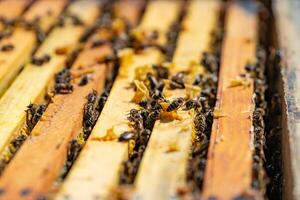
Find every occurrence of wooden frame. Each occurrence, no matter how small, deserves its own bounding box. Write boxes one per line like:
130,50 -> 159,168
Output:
0,0 -> 68,95
56,1 -> 181,199
274,1 -> 300,199
202,1 -> 258,199
0,1 -> 144,199
133,1 -> 220,199
0,0 -> 100,166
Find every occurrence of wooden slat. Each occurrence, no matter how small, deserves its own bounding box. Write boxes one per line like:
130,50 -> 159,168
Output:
202,1 -> 258,199
0,0 -> 67,96
0,0 -> 99,162
0,35 -> 109,200
133,1 -> 220,200
0,0 -> 29,21
0,3 -> 144,199
274,1 -> 300,199
116,0 -> 145,26
56,1 -> 181,199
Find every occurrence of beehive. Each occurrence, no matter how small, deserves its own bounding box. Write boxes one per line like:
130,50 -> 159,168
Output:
0,0 -> 295,199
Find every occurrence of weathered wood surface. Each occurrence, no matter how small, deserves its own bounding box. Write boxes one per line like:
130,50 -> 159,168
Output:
0,2 -> 143,199
274,1 -> 300,199
133,1 -> 220,200
0,0 -> 99,165
202,1 -> 258,199
56,1 -> 181,199
0,0 -> 67,96
0,34 -> 109,200
0,0 -> 30,25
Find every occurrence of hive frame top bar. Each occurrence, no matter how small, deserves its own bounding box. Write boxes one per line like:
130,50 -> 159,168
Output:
0,0 -> 100,163
275,1 -> 300,199
56,1 -> 181,199
133,1 -> 220,199
0,0 -> 68,96
0,0 -> 30,20
202,0 -> 258,199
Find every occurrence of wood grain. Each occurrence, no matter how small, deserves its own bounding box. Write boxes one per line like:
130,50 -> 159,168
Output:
274,1 -> 300,199
0,42 -> 109,200
0,0 -> 30,22
133,1 -> 220,200
0,0 -> 99,164
0,2 -> 144,199
0,0 -> 67,96
202,1 -> 258,199
56,1 -> 181,199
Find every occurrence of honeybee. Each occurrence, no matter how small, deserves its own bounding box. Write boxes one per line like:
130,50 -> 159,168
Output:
183,99 -> 201,111
119,131 -> 136,142
31,54 -> 51,66
0,44 -> 14,52
166,97 -> 184,112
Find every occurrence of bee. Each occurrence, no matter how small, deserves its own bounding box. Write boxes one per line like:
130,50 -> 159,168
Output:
200,88 -> 216,103
169,72 -> 185,89
146,73 -> 159,90
0,44 -> 14,52
139,109 -> 149,121
78,75 -> 91,86
138,100 -> 148,108
192,74 -> 203,86
87,90 -> 97,104
98,91 -> 109,110
66,140 -> 82,168
183,99 -> 201,111
201,52 -> 218,73
55,84 -> 73,94
140,128 -> 151,139
153,64 -> 169,79
119,131 -> 136,142
26,103 -> 46,131
83,91 -> 99,133
83,105 -> 99,133
166,97 -> 184,112
150,89 -> 164,100
54,68 -> 73,94
198,96 -> 211,112
137,128 -> 151,145
127,109 -> 143,123
91,39 -> 106,48
134,120 -> 144,132
55,68 -> 72,83
149,99 -> 162,111
145,110 -> 160,129
169,81 -> 184,89
31,54 -> 51,66
11,135 -> 27,149
194,112 -> 207,134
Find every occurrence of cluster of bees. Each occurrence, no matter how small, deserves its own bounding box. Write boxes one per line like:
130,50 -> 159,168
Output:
25,103 -> 47,132
117,31 -> 221,186
247,48 -> 268,191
